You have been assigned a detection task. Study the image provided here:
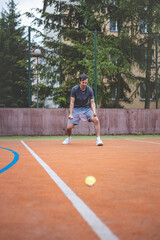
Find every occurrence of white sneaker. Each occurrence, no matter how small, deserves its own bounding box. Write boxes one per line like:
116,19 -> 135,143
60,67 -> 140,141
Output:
96,139 -> 103,146
62,137 -> 71,145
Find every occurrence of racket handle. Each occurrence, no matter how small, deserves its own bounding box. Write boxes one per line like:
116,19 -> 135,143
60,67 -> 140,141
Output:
68,115 -> 73,119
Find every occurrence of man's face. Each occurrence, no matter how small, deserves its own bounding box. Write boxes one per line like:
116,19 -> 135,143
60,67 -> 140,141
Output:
80,78 -> 88,90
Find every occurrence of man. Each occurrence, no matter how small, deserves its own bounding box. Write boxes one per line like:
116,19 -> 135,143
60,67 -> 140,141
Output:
62,74 -> 103,146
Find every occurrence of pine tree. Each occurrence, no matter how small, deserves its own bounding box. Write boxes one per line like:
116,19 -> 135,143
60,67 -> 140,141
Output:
0,0 -> 28,107
40,0 -> 135,107
117,0 -> 160,108
134,0 -> 160,109
41,0 -> 160,108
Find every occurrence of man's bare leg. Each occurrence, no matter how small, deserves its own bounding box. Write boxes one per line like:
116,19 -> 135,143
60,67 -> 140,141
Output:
90,117 -> 103,146
66,123 -> 74,137
90,116 -> 100,137
62,123 -> 74,144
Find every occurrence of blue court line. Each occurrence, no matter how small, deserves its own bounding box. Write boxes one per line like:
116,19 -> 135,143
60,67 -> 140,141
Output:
0,147 -> 19,174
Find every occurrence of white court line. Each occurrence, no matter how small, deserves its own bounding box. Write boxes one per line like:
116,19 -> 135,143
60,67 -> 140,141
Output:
21,140 -> 119,240
125,139 -> 160,145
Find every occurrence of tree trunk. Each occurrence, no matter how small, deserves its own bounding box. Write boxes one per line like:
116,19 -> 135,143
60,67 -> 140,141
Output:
145,0 -> 154,109
145,36 -> 153,109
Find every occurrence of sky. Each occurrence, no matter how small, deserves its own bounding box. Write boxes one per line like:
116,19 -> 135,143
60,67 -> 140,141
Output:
0,0 -> 44,43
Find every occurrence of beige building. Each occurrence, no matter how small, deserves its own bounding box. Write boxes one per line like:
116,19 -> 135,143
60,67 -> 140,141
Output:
101,18 -> 160,109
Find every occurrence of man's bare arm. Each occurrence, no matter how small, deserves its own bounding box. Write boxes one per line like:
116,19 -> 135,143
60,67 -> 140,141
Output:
68,97 -> 75,119
90,99 -> 97,117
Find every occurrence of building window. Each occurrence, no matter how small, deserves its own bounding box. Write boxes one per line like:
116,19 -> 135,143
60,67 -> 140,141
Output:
140,82 -> 154,100
110,85 -> 124,100
139,49 -> 154,68
110,19 -> 123,32
108,0 -> 118,5
78,19 -> 87,29
110,19 -> 118,32
140,20 -> 148,34
110,86 -> 117,100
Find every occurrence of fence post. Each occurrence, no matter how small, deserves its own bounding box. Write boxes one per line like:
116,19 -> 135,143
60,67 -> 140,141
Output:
28,26 -> 31,108
155,33 -> 158,109
94,30 -> 97,108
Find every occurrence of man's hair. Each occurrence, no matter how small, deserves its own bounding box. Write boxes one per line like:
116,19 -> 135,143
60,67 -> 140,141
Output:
79,74 -> 88,81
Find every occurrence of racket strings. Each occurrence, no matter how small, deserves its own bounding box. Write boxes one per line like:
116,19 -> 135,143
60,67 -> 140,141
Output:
78,113 -> 88,122
72,113 -> 88,122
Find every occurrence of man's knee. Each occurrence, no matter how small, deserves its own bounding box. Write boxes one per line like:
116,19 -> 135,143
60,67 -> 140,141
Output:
67,123 -> 74,130
90,116 -> 99,124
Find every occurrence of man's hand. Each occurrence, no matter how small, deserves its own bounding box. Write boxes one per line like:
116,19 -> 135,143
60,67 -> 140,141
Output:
68,114 -> 73,119
93,112 -> 97,117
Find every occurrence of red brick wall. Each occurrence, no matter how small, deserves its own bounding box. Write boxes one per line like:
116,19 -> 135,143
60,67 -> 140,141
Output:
0,108 -> 160,135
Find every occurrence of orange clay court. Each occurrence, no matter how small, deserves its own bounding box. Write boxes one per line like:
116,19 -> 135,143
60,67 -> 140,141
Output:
0,135 -> 160,240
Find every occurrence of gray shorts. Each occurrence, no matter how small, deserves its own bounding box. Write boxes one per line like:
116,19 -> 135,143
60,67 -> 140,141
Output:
68,108 -> 93,125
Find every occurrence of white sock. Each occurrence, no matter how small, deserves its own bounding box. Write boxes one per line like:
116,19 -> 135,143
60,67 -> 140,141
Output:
97,136 -> 100,141
68,136 -> 71,140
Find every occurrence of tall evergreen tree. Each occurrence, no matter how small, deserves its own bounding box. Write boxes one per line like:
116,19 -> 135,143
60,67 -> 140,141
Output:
134,0 -> 160,109
0,0 -> 28,107
40,0 -> 160,108
118,0 -> 160,108
41,0 -> 134,107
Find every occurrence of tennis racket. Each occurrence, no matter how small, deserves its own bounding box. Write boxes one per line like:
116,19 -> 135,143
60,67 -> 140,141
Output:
69,113 -> 88,122
78,113 -> 88,122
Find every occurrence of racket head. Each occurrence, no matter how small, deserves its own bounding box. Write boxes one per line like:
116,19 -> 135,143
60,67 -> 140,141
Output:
78,113 -> 88,122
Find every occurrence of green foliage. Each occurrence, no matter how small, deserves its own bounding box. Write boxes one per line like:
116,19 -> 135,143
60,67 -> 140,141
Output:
53,78 -> 78,108
37,0 -> 134,108
0,0 -> 29,107
36,0 -> 160,108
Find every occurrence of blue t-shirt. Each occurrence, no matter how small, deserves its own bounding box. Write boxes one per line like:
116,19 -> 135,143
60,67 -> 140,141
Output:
71,85 -> 94,108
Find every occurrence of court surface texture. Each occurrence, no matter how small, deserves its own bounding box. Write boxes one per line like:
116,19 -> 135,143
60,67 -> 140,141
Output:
0,135 -> 160,240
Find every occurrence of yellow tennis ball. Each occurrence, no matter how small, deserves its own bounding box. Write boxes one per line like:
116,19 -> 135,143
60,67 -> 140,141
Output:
85,176 -> 96,187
